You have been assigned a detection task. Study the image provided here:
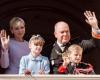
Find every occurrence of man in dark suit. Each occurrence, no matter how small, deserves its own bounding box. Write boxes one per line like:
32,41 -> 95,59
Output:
50,11 -> 100,74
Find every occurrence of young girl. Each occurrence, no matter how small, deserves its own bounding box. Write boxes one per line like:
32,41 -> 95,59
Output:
0,17 -> 30,74
19,34 -> 50,75
58,44 -> 95,74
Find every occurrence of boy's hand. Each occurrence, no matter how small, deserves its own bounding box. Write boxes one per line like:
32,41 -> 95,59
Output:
62,56 -> 70,67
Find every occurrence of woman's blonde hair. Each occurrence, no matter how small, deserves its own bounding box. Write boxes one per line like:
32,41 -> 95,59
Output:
29,34 -> 45,46
10,17 -> 25,29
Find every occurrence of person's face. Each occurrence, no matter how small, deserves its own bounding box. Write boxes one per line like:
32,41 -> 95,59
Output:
29,42 -> 43,56
70,50 -> 82,64
11,21 -> 25,39
54,22 -> 70,44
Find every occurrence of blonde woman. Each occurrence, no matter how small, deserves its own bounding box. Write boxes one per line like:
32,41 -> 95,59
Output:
0,17 -> 30,74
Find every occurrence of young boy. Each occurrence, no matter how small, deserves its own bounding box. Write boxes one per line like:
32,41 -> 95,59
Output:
19,34 -> 50,75
58,44 -> 95,74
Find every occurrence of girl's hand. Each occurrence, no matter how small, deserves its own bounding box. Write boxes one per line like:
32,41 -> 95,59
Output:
38,69 -> 45,74
24,69 -> 31,75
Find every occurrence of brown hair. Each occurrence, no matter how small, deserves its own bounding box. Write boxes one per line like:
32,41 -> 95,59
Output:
29,34 -> 45,46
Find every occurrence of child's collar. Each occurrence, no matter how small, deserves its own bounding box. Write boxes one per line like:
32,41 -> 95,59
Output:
29,53 -> 42,61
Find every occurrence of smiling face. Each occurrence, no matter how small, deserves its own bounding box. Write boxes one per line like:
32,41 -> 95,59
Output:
29,43 -> 43,56
29,35 -> 45,57
10,17 -> 25,41
54,21 -> 71,44
11,22 -> 25,39
70,49 -> 82,64
68,44 -> 83,64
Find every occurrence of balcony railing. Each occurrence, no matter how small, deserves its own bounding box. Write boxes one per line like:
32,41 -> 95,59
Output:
0,75 -> 100,80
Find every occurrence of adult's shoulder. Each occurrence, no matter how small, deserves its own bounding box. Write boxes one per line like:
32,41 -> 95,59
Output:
79,38 -> 96,50
23,40 -> 29,43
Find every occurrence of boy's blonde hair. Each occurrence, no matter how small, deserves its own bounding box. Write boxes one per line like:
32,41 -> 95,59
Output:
10,17 -> 25,30
68,44 -> 83,54
29,34 -> 45,46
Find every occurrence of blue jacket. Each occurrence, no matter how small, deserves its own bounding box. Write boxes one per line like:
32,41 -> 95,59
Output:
19,53 -> 50,74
